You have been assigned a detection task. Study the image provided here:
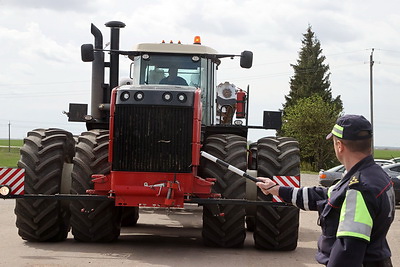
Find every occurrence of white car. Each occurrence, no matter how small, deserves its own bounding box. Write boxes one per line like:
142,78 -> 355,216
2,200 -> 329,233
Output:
391,157 -> 400,163
374,159 -> 395,166
382,163 -> 400,178
319,162 -> 400,204
319,159 -> 395,187
318,165 -> 345,187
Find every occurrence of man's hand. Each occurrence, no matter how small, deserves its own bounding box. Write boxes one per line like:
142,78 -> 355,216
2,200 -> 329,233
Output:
256,177 -> 280,196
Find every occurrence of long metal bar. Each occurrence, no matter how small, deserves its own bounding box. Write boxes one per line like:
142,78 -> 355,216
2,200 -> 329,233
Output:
187,198 -> 290,206
2,193 -> 290,207
200,151 -> 260,182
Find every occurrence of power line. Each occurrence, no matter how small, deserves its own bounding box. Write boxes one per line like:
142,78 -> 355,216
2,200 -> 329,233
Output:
379,62 -> 400,67
0,119 -> 77,128
325,49 -> 369,57
0,89 -> 89,98
220,61 -> 366,83
0,92 -> 88,99
0,80 -> 88,87
222,49 -> 369,70
376,49 -> 400,54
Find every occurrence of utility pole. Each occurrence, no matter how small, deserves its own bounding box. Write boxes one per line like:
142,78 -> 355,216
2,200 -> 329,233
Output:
8,121 -> 11,152
370,48 -> 374,156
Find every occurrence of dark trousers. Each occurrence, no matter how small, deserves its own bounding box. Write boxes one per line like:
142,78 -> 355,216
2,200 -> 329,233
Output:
363,258 -> 393,267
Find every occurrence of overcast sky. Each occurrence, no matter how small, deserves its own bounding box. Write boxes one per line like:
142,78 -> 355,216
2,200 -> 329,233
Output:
1,0 -> 400,147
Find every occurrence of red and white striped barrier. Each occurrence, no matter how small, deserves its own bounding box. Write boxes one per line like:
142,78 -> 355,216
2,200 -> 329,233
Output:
0,168 -> 25,195
272,175 -> 300,202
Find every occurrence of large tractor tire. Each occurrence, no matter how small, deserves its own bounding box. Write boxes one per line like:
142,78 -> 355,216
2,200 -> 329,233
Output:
253,137 -> 300,251
121,207 -> 139,227
15,128 -> 75,242
69,130 -> 121,242
199,134 -> 247,248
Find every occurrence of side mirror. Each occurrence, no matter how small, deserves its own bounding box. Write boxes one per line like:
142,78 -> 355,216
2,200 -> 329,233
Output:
81,44 -> 94,62
240,50 -> 253,69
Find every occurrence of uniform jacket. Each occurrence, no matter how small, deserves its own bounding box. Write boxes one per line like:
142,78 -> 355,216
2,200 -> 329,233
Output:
279,155 -> 395,266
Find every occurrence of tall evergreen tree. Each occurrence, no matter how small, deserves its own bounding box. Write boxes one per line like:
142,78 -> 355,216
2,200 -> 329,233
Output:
282,25 -> 342,113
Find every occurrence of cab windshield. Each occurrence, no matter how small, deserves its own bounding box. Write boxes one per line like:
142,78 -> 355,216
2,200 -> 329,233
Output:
135,54 -> 201,87
131,53 -> 215,126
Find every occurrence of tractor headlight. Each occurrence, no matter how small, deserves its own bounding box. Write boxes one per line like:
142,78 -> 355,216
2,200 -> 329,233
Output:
134,91 -> 144,101
162,92 -> 173,102
0,185 -> 11,197
177,93 -> 187,103
120,91 -> 130,101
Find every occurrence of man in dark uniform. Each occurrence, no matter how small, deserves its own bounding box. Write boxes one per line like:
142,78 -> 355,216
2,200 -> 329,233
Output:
257,114 -> 395,266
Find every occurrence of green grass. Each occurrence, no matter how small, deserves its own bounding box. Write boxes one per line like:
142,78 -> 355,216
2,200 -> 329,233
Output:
373,149 -> 400,159
0,140 -> 23,167
0,147 -> 20,167
0,139 -> 23,146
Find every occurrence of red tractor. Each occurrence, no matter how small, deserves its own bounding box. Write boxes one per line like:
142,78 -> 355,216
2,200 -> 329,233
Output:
1,21 -> 300,250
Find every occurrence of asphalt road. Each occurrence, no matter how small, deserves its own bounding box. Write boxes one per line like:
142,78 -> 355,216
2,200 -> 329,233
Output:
1,174 -> 399,267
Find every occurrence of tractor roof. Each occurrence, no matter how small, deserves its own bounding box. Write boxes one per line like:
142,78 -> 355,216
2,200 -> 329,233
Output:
132,42 -> 218,55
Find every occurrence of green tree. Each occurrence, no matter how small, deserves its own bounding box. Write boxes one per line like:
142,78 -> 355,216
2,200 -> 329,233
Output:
281,95 -> 341,170
282,25 -> 342,114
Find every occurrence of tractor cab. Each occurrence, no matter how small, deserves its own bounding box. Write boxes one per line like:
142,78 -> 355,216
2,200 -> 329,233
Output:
127,40 -> 219,126
127,39 -> 252,127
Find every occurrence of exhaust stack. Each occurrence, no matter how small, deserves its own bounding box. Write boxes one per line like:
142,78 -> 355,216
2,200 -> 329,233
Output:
105,21 -> 126,103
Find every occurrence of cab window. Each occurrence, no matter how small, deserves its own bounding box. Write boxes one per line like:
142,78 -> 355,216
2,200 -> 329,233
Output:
133,54 -> 201,87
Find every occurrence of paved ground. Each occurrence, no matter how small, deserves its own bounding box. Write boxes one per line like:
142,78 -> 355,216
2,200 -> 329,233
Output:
0,174 -> 399,266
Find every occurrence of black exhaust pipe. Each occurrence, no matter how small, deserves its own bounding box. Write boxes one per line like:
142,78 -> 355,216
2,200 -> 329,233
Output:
105,21 -> 126,102
86,21 -> 125,129
90,23 -> 105,120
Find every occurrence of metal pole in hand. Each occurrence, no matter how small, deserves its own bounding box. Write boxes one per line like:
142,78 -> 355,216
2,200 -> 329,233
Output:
200,151 -> 260,183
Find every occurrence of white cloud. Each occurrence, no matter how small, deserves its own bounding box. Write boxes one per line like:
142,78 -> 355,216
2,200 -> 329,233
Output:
0,0 -> 97,12
11,23 -> 76,64
0,0 -> 399,147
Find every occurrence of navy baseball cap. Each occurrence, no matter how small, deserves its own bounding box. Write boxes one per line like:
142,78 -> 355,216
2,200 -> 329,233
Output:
326,115 -> 372,140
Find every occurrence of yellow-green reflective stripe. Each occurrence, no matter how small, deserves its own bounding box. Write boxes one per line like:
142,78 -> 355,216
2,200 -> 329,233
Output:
332,124 -> 343,138
355,191 -> 373,227
337,189 -> 372,242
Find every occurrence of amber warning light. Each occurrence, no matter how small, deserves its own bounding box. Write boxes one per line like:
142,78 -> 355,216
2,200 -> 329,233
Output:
193,36 -> 201,45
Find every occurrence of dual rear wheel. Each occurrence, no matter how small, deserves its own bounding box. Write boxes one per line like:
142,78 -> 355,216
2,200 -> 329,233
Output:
15,129 -> 138,243
253,137 -> 300,250
15,128 -> 75,241
69,130 -> 122,242
200,134 -> 247,248
200,135 -> 300,250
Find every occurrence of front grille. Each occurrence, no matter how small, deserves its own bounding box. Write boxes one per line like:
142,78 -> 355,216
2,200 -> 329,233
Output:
112,105 -> 193,173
